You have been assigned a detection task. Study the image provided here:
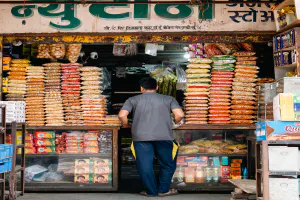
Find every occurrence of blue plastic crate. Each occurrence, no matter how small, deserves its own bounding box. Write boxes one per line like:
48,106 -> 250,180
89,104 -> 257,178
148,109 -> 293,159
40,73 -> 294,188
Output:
0,144 -> 13,159
4,145 -> 13,158
0,158 -> 12,173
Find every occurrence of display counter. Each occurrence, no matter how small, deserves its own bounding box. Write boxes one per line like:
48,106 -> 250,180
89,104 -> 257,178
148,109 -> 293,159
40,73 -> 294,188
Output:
22,126 -> 119,192
171,124 -> 255,192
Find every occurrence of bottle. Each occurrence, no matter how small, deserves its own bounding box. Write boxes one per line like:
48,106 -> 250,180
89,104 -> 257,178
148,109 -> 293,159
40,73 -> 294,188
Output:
242,167 -> 248,180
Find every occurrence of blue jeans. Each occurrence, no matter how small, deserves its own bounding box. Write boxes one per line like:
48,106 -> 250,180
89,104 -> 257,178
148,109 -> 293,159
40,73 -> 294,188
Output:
133,140 -> 178,196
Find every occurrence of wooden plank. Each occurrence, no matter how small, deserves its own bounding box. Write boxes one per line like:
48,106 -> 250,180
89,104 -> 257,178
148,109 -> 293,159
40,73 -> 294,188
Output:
176,124 -> 256,130
3,32 -> 274,44
0,36 -> 3,101
229,180 -> 256,194
27,126 -> 120,131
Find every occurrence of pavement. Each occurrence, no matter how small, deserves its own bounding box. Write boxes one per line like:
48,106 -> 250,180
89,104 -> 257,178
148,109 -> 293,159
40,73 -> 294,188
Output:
18,193 -> 231,200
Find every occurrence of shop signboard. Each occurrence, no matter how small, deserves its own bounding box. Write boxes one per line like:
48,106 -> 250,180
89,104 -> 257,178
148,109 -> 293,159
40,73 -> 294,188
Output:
0,0 -> 275,33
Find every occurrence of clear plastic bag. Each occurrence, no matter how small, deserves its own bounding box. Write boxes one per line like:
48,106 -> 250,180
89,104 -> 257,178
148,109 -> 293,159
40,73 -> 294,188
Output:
102,67 -> 111,90
176,65 -> 186,83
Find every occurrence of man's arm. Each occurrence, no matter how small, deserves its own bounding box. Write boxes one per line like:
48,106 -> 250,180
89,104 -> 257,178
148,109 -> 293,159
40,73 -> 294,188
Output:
172,108 -> 184,124
118,98 -> 133,128
118,110 -> 130,128
170,97 -> 184,124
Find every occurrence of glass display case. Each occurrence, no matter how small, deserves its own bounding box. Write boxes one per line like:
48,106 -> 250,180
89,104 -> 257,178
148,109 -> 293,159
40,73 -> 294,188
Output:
172,127 -> 254,191
18,126 -> 119,192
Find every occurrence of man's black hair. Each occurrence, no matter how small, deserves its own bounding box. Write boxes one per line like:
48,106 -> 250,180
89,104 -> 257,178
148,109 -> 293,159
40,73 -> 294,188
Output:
78,160 -> 86,163
140,77 -> 157,90
78,176 -> 85,179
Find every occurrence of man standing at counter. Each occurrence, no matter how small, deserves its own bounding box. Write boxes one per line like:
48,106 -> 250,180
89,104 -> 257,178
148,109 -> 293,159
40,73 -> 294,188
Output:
118,77 -> 184,197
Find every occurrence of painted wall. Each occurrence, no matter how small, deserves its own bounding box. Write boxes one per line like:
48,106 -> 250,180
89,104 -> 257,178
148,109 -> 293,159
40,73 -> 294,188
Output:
0,1 -> 276,33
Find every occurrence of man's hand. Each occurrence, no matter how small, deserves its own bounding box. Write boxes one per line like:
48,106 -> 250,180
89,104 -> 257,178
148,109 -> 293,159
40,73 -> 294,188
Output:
118,110 -> 130,127
172,108 -> 184,124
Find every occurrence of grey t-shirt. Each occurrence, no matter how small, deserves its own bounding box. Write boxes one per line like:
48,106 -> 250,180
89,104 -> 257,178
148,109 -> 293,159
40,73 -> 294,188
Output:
121,92 -> 181,141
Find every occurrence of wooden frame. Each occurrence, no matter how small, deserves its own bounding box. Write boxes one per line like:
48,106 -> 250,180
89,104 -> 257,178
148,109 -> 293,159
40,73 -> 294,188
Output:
3,32 -> 274,45
23,126 -> 119,192
273,27 -> 300,77
8,122 -> 26,200
0,105 -> 6,200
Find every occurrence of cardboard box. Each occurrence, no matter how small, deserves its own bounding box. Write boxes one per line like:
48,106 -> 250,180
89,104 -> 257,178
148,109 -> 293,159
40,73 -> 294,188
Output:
256,121 -> 300,141
185,167 -> 196,183
74,174 -> 89,184
220,166 -> 230,183
269,146 -> 299,172
74,159 -> 90,168
231,163 -> 240,168
232,159 -> 242,163
269,178 -> 298,200
185,156 -> 208,167
93,167 -> 110,175
231,167 -> 241,179
93,174 -> 112,184
0,101 -> 26,123
273,93 -> 300,121
93,158 -> 112,168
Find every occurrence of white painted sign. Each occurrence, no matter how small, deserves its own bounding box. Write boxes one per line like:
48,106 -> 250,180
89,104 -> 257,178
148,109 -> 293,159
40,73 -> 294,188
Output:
0,1 -> 276,33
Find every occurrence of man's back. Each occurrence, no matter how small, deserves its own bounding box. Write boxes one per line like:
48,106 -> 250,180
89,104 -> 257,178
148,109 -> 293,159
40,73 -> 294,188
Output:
122,92 -> 180,141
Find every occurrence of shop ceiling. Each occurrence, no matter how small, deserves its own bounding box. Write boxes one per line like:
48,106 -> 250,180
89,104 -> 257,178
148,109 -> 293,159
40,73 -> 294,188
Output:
0,0 -> 283,4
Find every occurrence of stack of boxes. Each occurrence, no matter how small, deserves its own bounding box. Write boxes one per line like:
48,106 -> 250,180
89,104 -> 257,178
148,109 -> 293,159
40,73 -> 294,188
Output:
230,159 -> 243,180
64,131 -> 84,154
33,131 -> 56,154
25,133 -> 35,154
74,158 -> 112,184
83,131 -> 99,154
0,101 -> 25,123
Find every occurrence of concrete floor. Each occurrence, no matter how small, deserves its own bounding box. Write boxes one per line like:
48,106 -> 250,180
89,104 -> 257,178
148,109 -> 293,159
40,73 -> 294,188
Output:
18,193 -> 231,200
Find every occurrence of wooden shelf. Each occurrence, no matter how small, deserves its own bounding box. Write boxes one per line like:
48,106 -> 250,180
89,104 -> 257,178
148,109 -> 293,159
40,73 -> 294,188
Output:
23,153 -> 111,159
178,153 -> 247,157
277,19 -> 300,33
27,125 -> 120,130
24,182 -> 114,192
275,63 -> 297,68
172,182 -> 234,192
175,124 -> 256,130
274,46 -> 297,52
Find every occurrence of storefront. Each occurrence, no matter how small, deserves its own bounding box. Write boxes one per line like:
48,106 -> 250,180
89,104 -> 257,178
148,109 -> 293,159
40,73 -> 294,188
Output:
0,1 -> 277,193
